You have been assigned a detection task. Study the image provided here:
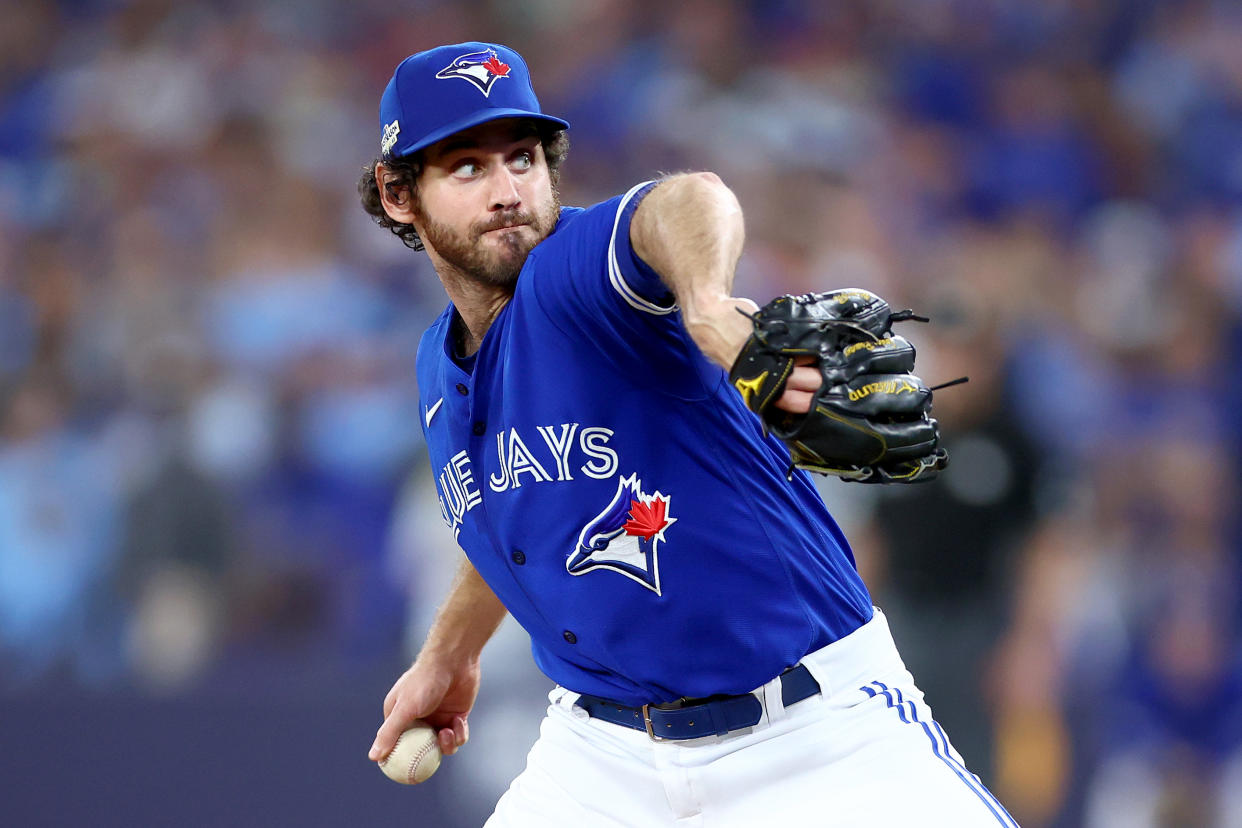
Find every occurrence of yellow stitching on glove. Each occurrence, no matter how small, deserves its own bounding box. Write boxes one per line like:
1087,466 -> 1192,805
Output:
813,407 -> 889,465
759,361 -> 795,411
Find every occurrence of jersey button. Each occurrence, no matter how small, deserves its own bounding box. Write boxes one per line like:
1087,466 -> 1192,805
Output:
562,630 -> 577,644
511,549 -> 526,565
455,383 -> 468,396
473,421 -> 486,436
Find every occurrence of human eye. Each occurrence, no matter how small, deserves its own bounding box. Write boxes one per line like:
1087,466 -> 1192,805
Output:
510,150 -> 533,171
451,159 -> 481,178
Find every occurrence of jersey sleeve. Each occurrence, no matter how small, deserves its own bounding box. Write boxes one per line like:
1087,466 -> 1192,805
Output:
603,181 -> 675,314
526,181 -> 672,319
523,181 -> 722,396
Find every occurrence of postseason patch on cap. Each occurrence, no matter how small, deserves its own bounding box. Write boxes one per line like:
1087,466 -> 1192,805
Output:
434,48 -> 512,97
381,120 -> 401,156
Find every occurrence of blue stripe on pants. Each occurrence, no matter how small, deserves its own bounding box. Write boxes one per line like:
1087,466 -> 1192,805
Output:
861,681 -> 1019,827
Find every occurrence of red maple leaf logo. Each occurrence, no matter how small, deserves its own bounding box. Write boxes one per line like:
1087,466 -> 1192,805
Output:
622,498 -> 668,540
482,56 -> 510,77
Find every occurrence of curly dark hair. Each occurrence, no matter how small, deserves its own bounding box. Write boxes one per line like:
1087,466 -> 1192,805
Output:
358,124 -> 570,251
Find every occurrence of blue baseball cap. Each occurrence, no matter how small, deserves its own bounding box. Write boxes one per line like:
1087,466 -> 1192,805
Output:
378,42 -> 570,160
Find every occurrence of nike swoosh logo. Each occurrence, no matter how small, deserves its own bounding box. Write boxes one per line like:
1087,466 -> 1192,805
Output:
424,397 -> 444,426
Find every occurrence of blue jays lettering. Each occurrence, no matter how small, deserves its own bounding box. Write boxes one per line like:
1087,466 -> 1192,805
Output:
433,424 -> 675,594
433,424 -> 619,536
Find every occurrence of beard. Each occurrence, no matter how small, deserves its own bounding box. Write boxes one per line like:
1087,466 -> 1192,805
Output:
417,188 -> 561,289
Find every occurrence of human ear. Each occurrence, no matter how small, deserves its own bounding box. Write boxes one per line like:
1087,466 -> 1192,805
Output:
376,162 -> 418,225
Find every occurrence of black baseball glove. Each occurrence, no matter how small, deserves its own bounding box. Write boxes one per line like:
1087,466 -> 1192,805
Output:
729,289 -> 949,483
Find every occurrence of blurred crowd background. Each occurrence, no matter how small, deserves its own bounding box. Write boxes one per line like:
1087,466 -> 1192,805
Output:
3,0 -> 1242,825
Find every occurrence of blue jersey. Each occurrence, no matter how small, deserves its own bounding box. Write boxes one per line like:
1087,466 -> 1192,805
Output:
416,182 -> 873,705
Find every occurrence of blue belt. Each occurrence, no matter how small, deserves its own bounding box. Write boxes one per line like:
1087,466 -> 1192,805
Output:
575,664 -> 821,741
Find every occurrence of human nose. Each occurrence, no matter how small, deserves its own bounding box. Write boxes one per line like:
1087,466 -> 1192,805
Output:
486,164 -> 521,211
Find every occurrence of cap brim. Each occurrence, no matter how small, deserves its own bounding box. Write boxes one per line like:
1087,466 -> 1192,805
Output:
389,109 -> 570,159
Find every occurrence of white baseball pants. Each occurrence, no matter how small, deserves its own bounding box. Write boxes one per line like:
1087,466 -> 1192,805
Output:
485,609 -> 1018,827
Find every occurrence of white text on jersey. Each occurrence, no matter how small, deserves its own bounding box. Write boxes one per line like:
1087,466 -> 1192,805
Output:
488,425 -> 617,491
434,424 -> 619,537
438,449 -> 483,537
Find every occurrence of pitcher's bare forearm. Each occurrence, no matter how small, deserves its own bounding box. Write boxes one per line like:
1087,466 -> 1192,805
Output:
630,174 -> 818,412
369,556 -> 507,762
630,172 -> 751,371
421,556 -> 508,665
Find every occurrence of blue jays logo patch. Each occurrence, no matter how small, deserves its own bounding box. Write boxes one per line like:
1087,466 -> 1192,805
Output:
567,474 -> 675,595
435,49 -> 512,97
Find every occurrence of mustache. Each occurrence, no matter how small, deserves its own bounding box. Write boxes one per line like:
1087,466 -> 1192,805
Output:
475,210 -> 536,235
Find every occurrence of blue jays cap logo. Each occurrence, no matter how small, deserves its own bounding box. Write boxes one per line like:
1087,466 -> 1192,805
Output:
435,48 -> 512,97
567,474 -> 676,595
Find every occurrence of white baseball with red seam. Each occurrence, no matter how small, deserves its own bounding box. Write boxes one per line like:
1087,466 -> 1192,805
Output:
379,722 -> 442,785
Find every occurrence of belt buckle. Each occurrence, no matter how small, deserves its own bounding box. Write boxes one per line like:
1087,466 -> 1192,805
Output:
642,698 -> 697,741
641,704 -> 665,741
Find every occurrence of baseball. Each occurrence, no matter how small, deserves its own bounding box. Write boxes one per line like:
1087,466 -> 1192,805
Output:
379,722 -> 442,785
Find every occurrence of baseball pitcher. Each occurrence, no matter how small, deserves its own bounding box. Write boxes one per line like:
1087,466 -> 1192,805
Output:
358,42 -> 1016,827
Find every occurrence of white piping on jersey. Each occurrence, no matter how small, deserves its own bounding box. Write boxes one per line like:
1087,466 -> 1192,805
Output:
425,397 -> 444,426
607,180 -> 678,316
